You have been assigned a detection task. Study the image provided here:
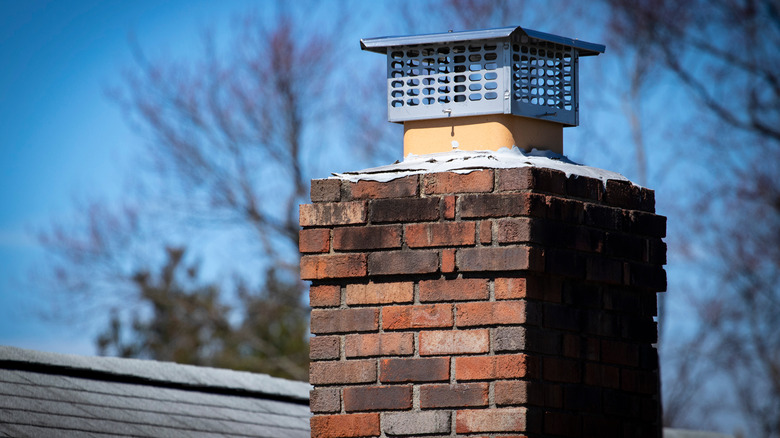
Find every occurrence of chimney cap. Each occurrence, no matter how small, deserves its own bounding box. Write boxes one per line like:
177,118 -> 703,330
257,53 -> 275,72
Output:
360,26 -> 605,57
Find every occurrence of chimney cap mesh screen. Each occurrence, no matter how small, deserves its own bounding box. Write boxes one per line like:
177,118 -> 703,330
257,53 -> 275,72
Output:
361,26 -> 604,126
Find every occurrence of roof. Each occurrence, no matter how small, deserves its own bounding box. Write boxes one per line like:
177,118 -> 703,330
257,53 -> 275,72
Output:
360,25 -> 605,56
0,346 -> 311,438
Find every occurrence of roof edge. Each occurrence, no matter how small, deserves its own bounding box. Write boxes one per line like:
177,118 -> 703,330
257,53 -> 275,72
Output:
0,346 -> 310,404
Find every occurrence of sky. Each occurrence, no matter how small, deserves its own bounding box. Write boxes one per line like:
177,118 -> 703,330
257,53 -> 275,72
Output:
0,0 -> 259,355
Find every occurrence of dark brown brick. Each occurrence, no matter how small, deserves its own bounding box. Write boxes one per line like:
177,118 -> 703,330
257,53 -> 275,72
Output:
310,387 -> 341,413
347,175 -> 418,199
311,308 -> 378,334
309,360 -> 376,385
566,174 -> 603,201
458,246 -> 542,272
420,383 -> 488,408
497,167 -> 535,192
299,228 -> 330,253
629,211 -> 667,237
369,197 -> 439,223
309,285 -> 341,308
405,222 -> 476,248
367,250 -> 438,275
544,249 -> 585,278
311,179 -> 341,203
419,278 -> 489,302
380,357 -> 450,383
343,385 -> 412,412
333,225 -> 402,251
543,357 -> 581,383
628,262 -> 667,291
310,335 -> 340,360
301,254 -> 367,280
601,339 -> 639,366
604,179 -> 641,209
460,193 -> 532,218
586,255 -> 625,285
423,170 -> 494,194
544,411 -> 581,437
300,201 -> 366,226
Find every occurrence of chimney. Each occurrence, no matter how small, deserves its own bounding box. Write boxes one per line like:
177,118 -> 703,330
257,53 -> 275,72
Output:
360,26 -> 604,156
302,26 -> 665,438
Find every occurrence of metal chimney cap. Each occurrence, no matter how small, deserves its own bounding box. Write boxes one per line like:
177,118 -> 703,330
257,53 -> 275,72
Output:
360,26 -> 605,57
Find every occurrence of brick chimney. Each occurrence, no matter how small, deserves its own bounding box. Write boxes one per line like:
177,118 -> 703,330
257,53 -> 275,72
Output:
301,26 -> 665,438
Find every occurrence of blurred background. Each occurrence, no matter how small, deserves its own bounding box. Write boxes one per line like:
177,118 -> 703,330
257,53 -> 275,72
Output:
0,1 -> 777,436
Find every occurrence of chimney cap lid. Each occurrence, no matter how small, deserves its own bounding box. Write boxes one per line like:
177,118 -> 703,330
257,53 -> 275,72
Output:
360,25 -> 605,57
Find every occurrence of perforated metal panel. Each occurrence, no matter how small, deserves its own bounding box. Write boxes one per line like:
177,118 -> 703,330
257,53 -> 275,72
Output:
361,26 -> 604,127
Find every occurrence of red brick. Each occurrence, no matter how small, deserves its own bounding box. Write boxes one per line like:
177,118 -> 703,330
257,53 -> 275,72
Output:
301,254 -> 367,280
441,249 -> 456,273
456,354 -> 535,380
311,179 -> 341,203
380,357 -> 450,383
300,201 -> 366,226
310,285 -> 341,307
405,222 -> 476,248
456,301 -> 526,327
460,192 -> 546,218
309,360 -> 376,385
310,336 -> 340,360
300,228 -> 330,253
419,278 -> 489,302
495,380 -> 543,406
345,332 -> 414,358
367,250 -> 439,276
419,329 -> 489,355
422,170 -> 494,194
494,277 -> 527,300
343,385 -> 412,412
369,197 -> 439,223
333,225 -> 402,251
420,383 -> 488,408
543,357 -> 581,383
310,413 -> 379,438
457,246 -> 542,272
479,220 -> 492,244
345,282 -> 413,305
382,304 -> 453,330
311,308 -> 378,334
443,195 -> 456,219
456,408 -> 527,433
310,387 -> 341,413
348,175 -> 418,199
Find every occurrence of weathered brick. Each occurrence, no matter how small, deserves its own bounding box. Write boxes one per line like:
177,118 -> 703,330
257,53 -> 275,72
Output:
419,329 -> 489,355
605,179 -> 641,209
309,285 -> 341,308
543,357 -> 581,383
566,174 -> 603,201
310,413 -> 379,438
456,354 -> 535,380
383,411 -> 451,435
367,250 -> 438,276
497,167 -> 535,192
311,179 -> 341,203
586,256 -> 625,285
460,193 -> 528,218
456,301 -> 526,327
479,220 -> 492,244
382,303 -> 453,330
345,332 -> 414,358
343,385 -> 412,412
456,408 -> 527,433
310,387 -> 341,413
458,246 -> 541,272
301,254 -> 367,280
493,326 -> 527,352
585,363 -> 620,389
405,222 -> 476,248
300,228 -> 330,253
310,335 -> 340,360
310,360 -> 376,385
333,225 -> 402,251
443,195 -> 456,219
546,196 -> 585,224
584,203 -> 621,230
494,277 -> 527,300
380,357 -> 450,383
496,217 -> 532,243
420,383 -> 488,408
441,249 -> 456,273
423,170 -> 494,194
544,249 -> 585,278
311,308 -> 378,334
629,211 -> 666,237
347,175 -> 418,199
419,278 -> 489,302
300,201 -> 366,227
369,197 -> 439,223
495,380 -> 543,406
605,232 -> 646,261
345,282 -> 413,305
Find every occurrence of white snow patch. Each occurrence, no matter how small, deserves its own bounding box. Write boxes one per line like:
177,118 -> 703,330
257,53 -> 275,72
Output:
332,147 -> 631,186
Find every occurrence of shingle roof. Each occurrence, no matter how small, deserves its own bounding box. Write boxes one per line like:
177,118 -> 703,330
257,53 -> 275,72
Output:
0,346 -> 311,438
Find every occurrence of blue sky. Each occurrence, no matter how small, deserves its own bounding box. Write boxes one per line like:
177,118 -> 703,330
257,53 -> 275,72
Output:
0,0 -> 259,355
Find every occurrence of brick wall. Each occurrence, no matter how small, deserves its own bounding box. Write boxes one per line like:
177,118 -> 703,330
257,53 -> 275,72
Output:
301,167 -> 666,438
